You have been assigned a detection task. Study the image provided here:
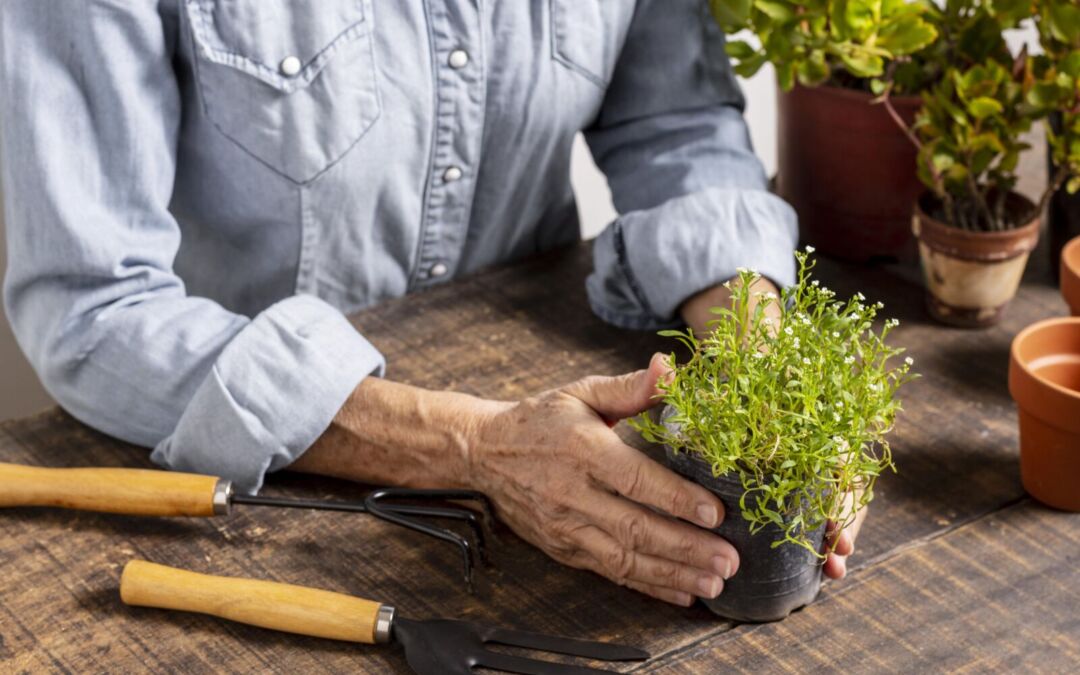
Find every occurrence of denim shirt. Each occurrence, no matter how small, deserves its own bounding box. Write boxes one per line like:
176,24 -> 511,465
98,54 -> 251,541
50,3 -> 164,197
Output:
0,0 -> 796,492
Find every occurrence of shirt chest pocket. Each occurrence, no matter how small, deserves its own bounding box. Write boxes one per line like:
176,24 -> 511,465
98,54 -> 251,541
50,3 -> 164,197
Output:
184,0 -> 380,184
550,0 -> 627,89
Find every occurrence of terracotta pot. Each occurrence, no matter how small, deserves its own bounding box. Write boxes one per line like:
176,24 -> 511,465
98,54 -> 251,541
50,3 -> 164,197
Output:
1060,236 -> 1080,316
912,192 -> 1041,328
777,84 -> 922,263
1008,318 -> 1080,511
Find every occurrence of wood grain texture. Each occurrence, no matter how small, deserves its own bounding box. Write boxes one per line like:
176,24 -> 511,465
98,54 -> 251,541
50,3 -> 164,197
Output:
120,561 -> 384,644
0,463 -> 220,517
0,232 -> 1072,673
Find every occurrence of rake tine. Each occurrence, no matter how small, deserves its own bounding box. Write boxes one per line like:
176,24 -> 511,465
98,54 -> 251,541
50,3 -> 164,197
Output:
475,651 -> 618,675
365,491 -> 476,589
381,504 -> 489,563
483,627 -> 649,662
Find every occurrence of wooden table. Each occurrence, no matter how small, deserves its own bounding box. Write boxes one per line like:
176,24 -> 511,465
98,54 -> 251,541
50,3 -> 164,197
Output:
3,238 -> 1079,673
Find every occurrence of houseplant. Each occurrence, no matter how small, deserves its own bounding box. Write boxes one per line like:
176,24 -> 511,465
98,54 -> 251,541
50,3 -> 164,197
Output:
632,251 -> 914,621
884,1 -> 1080,326
711,0 -> 939,261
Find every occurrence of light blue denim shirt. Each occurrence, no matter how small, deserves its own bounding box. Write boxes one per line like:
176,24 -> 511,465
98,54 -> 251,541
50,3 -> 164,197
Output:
0,0 -> 796,492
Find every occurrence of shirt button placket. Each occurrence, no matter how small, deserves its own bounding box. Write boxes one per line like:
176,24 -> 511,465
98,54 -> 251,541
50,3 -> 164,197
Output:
414,2 -> 484,289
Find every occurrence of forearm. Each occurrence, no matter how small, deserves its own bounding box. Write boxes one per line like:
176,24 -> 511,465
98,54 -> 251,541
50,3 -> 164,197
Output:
680,275 -> 782,336
290,377 -> 508,489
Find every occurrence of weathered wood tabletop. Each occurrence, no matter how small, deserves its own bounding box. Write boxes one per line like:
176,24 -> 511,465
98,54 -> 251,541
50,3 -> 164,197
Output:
2,233 -> 1078,673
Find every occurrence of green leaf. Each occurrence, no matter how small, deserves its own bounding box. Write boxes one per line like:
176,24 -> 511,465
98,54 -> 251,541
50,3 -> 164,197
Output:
877,16 -> 938,56
725,40 -> 757,60
1046,1 -> 1080,46
967,97 -> 1004,120
839,49 -> 884,78
710,0 -> 753,30
754,0 -> 796,22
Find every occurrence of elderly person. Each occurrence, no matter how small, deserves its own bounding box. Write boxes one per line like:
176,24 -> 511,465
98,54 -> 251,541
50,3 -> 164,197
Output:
0,0 -> 859,607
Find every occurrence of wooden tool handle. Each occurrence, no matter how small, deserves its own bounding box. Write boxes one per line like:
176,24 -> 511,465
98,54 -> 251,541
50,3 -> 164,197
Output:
0,462 -> 224,517
120,561 -> 386,644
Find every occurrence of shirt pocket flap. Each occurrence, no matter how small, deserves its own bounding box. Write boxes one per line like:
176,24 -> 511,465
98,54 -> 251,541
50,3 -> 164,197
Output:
185,0 -> 367,93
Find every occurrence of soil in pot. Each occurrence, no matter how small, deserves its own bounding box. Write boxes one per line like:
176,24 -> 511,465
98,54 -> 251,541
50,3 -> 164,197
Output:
664,448 -> 826,622
1060,236 -> 1080,316
1008,317 -> 1080,512
912,191 -> 1041,328
777,84 -> 922,263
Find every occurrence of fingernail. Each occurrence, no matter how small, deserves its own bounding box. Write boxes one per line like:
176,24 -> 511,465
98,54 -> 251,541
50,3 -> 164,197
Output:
697,576 -> 723,599
674,592 -> 693,607
695,504 -> 718,528
836,556 -> 848,578
712,556 -> 734,580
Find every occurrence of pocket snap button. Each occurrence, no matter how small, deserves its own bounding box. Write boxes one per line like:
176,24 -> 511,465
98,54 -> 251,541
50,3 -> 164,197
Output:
279,56 -> 302,77
448,50 -> 469,69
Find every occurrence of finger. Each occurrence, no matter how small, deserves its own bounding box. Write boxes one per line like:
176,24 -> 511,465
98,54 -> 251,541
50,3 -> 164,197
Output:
582,490 -> 738,579
591,443 -> 726,529
823,552 -> 847,580
625,580 -> 694,607
566,524 -> 725,599
563,353 -> 673,421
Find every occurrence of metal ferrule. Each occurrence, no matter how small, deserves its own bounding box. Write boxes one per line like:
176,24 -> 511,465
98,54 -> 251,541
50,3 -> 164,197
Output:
212,479 -> 233,516
374,605 -> 395,644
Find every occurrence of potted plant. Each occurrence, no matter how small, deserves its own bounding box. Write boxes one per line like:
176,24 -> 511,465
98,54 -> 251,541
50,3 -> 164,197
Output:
884,1 -> 1080,326
1042,2 -> 1080,276
632,251 -> 915,622
711,0 -> 939,262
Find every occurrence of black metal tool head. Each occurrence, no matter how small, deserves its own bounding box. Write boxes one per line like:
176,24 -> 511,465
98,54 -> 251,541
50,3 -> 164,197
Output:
393,617 -> 648,675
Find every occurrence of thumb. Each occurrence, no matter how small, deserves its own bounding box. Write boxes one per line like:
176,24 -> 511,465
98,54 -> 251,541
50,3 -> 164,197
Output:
563,353 -> 672,423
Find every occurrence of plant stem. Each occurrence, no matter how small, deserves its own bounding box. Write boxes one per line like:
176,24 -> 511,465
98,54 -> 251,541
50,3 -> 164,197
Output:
1037,163 -> 1071,218
966,173 -> 996,231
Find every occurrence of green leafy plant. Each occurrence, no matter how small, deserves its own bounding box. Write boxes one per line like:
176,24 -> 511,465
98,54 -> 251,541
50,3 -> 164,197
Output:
711,0 -> 938,91
631,251 -> 915,554
876,0 -> 1080,231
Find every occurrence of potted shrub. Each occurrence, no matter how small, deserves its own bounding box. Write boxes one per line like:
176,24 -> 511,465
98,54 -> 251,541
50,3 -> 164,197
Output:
884,1 -> 1080,327
632,251 -> 915,622
711,0 -> 938,262
1043,3 -> 1080,276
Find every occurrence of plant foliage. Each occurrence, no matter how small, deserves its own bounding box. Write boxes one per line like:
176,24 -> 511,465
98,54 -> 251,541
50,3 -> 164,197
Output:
631,251 -> 914,554
712,0 -> 939,91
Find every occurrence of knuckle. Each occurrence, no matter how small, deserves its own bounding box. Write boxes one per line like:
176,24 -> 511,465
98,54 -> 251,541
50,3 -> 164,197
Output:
614,510 -> 648,551
617,461 -> 648,499
601,546 -> 635,582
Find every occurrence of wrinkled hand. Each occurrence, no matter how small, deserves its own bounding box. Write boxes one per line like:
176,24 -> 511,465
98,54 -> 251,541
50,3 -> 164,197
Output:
470,354 -> 739,606
824,492 -> 867,579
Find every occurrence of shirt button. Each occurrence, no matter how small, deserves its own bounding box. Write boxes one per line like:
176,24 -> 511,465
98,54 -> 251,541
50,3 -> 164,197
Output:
443,166 -> 463,183
279,56 -> 302,77
429,263 -> 449,278
448,49 -> 470,69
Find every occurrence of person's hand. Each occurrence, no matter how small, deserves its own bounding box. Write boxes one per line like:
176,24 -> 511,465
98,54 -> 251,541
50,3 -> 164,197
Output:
679,275 -> 783,337
469,353 -> 739,606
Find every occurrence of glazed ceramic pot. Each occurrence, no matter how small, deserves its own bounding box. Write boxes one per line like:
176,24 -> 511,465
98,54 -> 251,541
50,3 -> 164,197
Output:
1008,318 -> 1080,512
663,449 -> 825,622
777,83 -> 922,263
912,192 -> 1041,328
1060,236 -> 1080,316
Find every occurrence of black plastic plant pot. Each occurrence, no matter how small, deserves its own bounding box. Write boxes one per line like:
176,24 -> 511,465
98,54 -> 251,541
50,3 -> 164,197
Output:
664,447 -> 826,622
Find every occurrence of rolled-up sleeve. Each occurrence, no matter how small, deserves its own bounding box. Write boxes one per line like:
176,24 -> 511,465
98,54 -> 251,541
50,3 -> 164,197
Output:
585,0 -> 798,330
0,2 -> 382,492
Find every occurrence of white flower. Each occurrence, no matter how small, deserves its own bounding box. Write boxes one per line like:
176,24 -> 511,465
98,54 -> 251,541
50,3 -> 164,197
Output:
764,292 -> 778,300
870,382 -> 882,392
836,401 -> 844,409
735,266 -> 749,274
753,351 -> 765,359
905,356 -> 914,366
793,337 -> 800,348
833,412 -> 841,421
844,355 -> 855,365
832,331 -> 840,338
805,245 -> 816,253
856,292 -> 866,301
762,317 -> 775,326
802,357 -> 811,365
811,280 -> 820,287
784,326 -> 794,336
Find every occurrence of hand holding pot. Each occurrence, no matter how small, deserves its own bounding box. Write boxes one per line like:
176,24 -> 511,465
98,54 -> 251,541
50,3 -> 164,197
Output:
470,353 -> 740,607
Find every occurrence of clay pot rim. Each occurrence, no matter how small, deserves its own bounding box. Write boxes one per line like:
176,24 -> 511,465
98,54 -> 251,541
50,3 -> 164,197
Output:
913,190 -> 1041,261
786,81 -> 922,106
1011,317 -> 1080,404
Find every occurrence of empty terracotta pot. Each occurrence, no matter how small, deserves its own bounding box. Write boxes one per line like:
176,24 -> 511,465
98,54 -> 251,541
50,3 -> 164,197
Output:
912,192 -> 1041,328
777,84 -> 922,263
1008,318 -> 1080,512
1060,236 -> 1080,316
